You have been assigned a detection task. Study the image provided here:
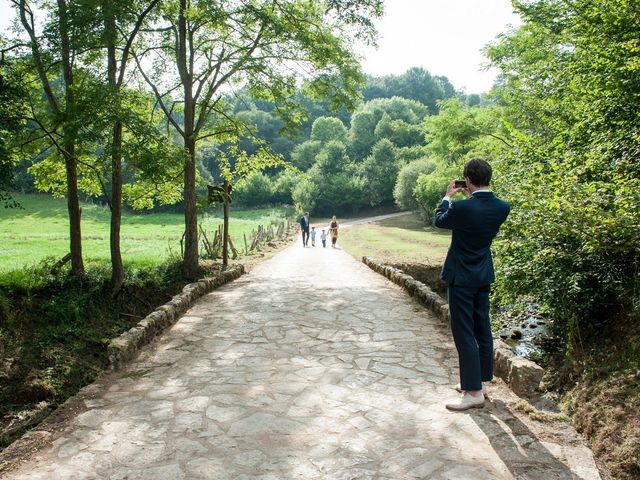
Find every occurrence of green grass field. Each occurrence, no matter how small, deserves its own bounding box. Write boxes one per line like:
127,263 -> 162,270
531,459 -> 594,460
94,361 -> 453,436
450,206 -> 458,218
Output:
0,194 -> 293,271
339,213 -> 450,265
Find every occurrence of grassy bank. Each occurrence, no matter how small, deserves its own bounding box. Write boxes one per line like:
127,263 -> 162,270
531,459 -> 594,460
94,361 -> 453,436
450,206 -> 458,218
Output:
0,259 -> 197,447
0,194 -> 293,271
338,212 -> 450,265
557,322 -> 640,479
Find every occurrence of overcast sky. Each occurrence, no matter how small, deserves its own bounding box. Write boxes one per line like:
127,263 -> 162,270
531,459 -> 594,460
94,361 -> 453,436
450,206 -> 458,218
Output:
0,0 -> 521,94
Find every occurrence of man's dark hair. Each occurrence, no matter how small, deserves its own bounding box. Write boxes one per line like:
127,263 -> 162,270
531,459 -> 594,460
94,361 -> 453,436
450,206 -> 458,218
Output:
463,158 -> 492,186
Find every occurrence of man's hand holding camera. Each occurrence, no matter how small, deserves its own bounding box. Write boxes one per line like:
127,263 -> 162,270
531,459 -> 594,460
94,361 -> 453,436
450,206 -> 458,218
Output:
446,179 -> 470,198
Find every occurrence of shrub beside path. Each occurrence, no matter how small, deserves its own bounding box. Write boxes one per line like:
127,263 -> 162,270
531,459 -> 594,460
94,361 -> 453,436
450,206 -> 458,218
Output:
2,242 -> 600,479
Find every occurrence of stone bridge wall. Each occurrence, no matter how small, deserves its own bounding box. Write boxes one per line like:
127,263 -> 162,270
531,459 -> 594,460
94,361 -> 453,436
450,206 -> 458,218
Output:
107,265 -> 245,369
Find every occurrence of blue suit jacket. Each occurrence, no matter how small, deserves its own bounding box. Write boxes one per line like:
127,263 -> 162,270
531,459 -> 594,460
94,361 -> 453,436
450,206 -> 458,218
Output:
434,192 -> 510,287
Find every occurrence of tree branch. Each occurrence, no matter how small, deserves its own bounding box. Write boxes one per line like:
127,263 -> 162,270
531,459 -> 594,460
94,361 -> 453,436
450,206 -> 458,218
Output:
15,0 -> 60,114
132,49 -> 186,137
117,0 -> 161,87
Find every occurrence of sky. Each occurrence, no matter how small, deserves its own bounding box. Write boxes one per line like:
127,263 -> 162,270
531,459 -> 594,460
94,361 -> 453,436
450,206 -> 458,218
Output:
0,0 -> 521,94
359,0 -> 521,93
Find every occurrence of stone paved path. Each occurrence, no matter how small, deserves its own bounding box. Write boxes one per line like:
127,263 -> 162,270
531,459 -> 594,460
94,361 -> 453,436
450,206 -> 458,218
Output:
4,242 -> 600,479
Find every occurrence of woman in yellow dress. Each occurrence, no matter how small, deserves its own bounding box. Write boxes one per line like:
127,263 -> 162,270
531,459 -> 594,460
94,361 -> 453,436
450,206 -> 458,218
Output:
328,215 -> 339,248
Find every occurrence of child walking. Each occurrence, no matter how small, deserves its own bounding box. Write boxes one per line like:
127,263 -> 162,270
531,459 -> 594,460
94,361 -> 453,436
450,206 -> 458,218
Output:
310,226 -> 317,247
320,229 -> 327,248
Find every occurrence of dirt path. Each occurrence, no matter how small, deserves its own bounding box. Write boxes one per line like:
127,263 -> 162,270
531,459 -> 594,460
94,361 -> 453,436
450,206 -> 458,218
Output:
3,243 -> 600,479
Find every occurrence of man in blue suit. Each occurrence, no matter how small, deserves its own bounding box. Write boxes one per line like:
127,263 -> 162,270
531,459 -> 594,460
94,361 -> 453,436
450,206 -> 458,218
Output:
434,158 -> 510,411
299,212 -> 310,247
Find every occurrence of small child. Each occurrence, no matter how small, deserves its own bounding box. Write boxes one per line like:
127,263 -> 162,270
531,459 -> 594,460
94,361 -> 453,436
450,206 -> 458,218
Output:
310,226 -> 316,247
320,229 -> 327,248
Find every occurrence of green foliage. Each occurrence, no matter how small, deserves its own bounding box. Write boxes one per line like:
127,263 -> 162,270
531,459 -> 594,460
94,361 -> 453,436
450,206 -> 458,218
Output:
235,108 -> 293,159
423,98 -> 507,163
393,158 -> 438,211
0,258 -> 187,413
310,117 -> 347,144
290,140 -> 322,171
348,96 -> 430,161
311,171 -> 363,214
291,176 -> 318,214
374,113 -> 424,148
233,172 -> 274,207
348,110 -> 379,161
413,164 -> 460,223
360,139 -> 398,206
313,140 -> 350,176
485,0 -> 640,365
0,49 -> 28,208
362,66 -> 457,113
364,97 -> 430,124
395,145 -> 429,163
272,170 -> 299,205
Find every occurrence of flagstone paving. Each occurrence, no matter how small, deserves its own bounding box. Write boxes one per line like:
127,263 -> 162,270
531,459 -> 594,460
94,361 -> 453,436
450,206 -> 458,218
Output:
3,241 -> 600,479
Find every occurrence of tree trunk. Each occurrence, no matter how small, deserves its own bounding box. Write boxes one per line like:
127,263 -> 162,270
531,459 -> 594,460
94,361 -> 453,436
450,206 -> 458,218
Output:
110,122 -> 124,293
106,7 -> 124,294
222,180 -> 230,269
183,136 -> 199,278
64,143 -> 84,277
179,0 -> 199,278
58,0 -> 84,278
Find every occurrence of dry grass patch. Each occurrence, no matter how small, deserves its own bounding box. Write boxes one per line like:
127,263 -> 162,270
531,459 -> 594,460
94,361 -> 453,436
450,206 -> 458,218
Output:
339,213 -> 450,265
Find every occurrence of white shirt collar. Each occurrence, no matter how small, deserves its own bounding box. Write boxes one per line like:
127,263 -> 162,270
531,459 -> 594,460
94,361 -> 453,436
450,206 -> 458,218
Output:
472,189 -> 492,195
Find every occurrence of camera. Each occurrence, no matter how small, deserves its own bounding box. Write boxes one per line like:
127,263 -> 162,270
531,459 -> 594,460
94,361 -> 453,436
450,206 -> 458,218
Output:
454,180 -> 467,188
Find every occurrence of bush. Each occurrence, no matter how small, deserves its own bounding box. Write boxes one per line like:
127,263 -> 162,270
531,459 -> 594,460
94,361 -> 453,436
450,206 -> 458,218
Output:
233,172 -> 273,206
492,168 -> 640,360
393,158 -> 437,210
291,176 -> 318,214
272,170 -> 299,205
412,165 -> 460,223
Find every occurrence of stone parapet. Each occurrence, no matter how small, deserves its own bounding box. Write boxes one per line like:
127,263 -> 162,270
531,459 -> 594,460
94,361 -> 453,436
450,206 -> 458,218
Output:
107,265 -> 244,370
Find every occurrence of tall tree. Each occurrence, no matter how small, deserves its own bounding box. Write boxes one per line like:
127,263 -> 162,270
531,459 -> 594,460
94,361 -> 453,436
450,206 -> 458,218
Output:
486,0 -> 640,350
100,0 -> 160,292
15,0 -> 90,277
360,138 -> 398,206
135,0 -> 382,277
310,117 -> 348,144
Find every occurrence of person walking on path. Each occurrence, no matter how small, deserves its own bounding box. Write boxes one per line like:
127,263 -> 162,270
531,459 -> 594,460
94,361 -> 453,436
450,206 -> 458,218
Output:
434,158 -> 510,411
299,212 -> 310,247
310,226 -> 317,247
320,229 -> 327,248
328,216 -> 339,248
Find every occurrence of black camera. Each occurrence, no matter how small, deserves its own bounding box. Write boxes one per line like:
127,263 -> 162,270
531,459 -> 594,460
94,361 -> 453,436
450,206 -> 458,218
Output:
454,180 -> 467,188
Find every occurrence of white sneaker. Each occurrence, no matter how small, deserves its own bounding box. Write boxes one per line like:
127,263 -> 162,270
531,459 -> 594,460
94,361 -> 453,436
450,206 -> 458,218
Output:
454,383 -> 487,397
445,392 -> 485,411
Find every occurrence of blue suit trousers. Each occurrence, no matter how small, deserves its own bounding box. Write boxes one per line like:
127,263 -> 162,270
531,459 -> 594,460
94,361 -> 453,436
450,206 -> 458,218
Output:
448,284 -> 493,391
